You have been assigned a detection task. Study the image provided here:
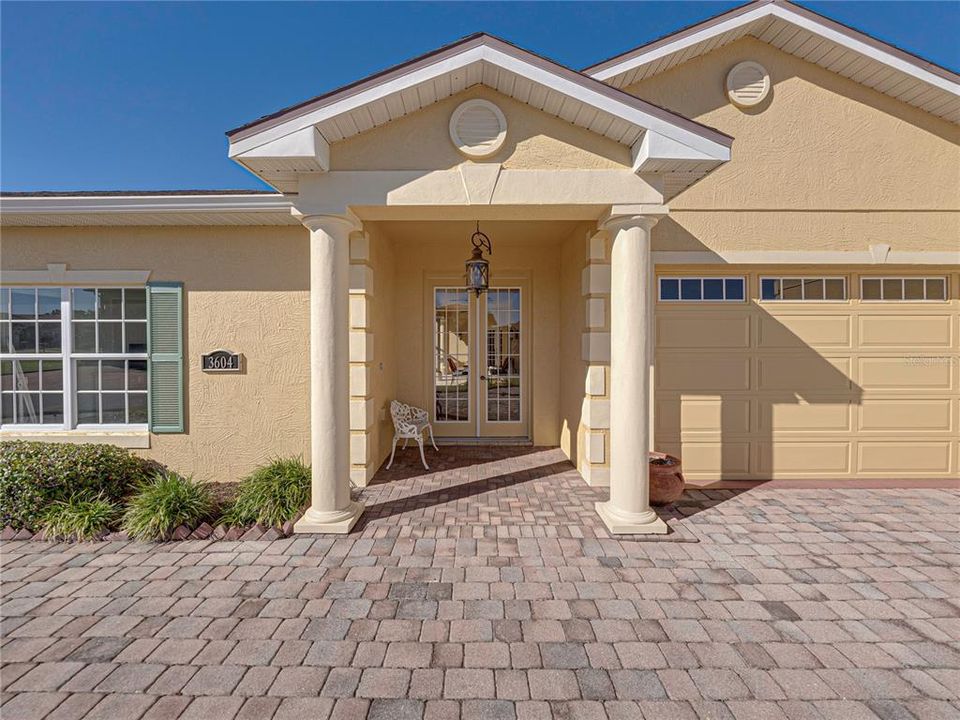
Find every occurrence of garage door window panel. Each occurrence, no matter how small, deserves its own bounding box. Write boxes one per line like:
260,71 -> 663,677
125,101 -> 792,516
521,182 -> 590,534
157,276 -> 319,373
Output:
861,277 -> 947,302
659,277 -> 746,302
761,277 -> 846,301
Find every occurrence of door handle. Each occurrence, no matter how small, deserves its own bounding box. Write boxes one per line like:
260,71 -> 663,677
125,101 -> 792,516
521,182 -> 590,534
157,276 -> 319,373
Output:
480,375 -> 487,381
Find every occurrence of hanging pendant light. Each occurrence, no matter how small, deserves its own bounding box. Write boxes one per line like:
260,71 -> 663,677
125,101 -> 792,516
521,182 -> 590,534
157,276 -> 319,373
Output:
465,222 -> 492,296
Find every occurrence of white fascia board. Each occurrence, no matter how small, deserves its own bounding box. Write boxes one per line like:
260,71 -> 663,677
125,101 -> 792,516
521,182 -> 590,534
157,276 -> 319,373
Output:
1,264 -> 151,285
229,125 -> 330,171
228,44 -> 731,163
631,130 -> 729,172
478,47 -> 731,161
589,5 -> 774,82
0,194 -> 291,215
766,5 -> 959,95
227,48 -> 490,155
652,249 -> 960,265
590,4 -> 959,99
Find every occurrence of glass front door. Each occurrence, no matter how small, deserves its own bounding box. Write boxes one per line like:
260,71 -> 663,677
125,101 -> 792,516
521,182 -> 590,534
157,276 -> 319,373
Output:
431,284 -> 528,439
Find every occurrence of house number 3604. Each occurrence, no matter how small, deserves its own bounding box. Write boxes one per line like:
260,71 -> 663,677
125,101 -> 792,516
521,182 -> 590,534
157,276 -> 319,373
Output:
201,350 -> 242,373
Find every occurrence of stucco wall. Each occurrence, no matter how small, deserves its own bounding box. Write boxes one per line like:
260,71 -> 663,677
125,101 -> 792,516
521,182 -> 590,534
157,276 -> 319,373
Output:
378,220 -> 568,446
1,225 -> 312,482
624,37 -> 960,253
330,85 -> 632,172
364,223 -> 398,469
558,224 -> 591,466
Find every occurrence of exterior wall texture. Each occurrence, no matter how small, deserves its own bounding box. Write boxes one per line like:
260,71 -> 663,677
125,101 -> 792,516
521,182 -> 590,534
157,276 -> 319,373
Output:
330,85 -> 632,172
626,38 -> 960,254
380,220 -> 569,448
3,31 -> 958,485
1,225 -> 312,482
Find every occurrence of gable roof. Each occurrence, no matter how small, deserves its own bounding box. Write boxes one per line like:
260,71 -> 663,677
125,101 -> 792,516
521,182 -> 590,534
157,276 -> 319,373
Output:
585,0 -> 960,124
226,33 -> 732,196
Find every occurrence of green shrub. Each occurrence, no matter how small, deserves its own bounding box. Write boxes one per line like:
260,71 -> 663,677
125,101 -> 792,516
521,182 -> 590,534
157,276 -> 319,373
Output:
0,441 -> 154,530
41,494 -> 120,541
220,457 -> 310,527
123,471 -> 212,541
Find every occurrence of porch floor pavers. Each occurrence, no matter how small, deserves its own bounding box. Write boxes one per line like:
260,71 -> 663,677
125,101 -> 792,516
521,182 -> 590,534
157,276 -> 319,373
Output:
2,446 -> 959,719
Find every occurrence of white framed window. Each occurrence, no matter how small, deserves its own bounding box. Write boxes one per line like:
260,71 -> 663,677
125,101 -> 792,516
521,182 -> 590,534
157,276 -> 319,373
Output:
760,277 -> 846,301
861,276 -> 947,301
0,286 -> 148,429
659,277 -> 746,302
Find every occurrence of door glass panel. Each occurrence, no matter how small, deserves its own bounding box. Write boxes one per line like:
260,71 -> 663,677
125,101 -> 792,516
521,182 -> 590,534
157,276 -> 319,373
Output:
434,288 -> 470,422
485,288 -> 521,423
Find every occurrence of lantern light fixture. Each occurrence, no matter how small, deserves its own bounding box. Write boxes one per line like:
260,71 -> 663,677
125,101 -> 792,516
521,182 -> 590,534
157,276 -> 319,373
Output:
465,222 -> 492,296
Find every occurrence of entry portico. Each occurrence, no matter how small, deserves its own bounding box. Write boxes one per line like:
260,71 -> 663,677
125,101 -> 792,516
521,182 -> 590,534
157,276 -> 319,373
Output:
227,34 -> 732,534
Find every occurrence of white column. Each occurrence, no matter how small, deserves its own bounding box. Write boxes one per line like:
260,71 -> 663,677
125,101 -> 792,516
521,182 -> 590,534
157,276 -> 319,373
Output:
595,212 -> 667,535
294,214 -> 364,534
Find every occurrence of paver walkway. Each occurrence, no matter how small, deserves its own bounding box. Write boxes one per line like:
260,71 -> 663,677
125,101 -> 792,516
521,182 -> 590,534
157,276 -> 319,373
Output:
2,447 -> 959,720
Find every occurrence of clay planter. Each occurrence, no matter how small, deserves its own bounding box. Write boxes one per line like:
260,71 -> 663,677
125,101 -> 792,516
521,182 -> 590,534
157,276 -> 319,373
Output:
649,451 -> 685,505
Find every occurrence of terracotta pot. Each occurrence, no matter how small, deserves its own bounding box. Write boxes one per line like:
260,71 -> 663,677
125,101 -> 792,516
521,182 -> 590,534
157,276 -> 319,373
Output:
649,451 -> 684,505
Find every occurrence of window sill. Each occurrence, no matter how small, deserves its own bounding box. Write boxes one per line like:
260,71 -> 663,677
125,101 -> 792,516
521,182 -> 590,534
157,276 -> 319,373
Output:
0,430 -> 150,449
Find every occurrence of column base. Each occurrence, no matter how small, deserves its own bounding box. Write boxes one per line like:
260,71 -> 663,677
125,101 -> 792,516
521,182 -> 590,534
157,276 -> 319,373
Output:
294,501 -> 364,534
595,501 -> 668,535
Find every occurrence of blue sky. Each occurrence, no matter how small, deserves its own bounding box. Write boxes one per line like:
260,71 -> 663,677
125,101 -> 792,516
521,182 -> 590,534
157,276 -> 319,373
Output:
2,1 -> 957,192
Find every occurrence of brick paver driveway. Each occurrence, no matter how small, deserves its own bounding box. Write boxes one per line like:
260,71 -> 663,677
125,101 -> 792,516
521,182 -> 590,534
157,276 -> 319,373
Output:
2,447 -> 959,719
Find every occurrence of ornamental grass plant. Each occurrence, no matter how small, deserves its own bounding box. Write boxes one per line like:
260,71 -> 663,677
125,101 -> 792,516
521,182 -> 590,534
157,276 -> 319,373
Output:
219,457 -> 311,528
122,470 -> 213,541
41,493 -> 121,541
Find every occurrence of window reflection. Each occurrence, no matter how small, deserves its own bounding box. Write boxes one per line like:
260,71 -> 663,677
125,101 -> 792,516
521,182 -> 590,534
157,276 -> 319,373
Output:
434,289 -> 470,422
486,289 -> 521,423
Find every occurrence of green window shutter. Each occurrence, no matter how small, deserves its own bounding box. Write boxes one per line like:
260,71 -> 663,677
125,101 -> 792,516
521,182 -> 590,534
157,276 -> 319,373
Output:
147,282 -> 184,433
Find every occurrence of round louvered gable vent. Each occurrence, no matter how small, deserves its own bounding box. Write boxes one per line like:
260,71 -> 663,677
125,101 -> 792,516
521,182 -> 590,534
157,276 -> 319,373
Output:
726,62 -> 770,108
449,100 -> 507,158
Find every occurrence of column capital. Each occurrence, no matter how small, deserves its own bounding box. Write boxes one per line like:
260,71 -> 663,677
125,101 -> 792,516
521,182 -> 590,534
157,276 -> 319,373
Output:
599,204 -> 669,232
294,210 -> 361,235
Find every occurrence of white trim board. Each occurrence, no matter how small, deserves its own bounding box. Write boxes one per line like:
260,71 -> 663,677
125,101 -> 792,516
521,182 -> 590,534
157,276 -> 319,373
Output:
586,1 -> 959,124
0,194 -> 290,215
228,43 -> 731,161
652,250 -> 960,266
0,264 -> 152,285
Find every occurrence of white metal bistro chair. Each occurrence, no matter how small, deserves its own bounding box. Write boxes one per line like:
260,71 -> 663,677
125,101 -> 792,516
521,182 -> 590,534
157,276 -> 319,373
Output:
387,400 -> 438,470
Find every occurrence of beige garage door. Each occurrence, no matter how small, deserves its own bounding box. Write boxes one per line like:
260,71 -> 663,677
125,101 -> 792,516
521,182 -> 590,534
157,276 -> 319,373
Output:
655,269 -> 960,480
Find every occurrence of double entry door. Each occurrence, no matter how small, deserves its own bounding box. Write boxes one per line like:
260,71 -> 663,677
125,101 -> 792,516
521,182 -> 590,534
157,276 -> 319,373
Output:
429,281 -> 529,440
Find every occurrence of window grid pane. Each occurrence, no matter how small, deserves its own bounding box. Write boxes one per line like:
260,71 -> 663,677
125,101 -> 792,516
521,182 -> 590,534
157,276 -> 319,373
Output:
0,358 -> 65,425
860,277 -> 948,301
1,286 -> 147,429
486,289 -> 521,423
760,277 -> 847,301
659,277 -> 747,302
75,358 -> 148,426
434,288 -> 470,423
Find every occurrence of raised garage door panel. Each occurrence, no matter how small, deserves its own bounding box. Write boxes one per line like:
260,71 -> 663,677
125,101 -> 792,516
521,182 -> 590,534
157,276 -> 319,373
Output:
758,314 -> 851,348
760,401 -> 852,433
679,442 -> 752,476
657,314 -> 751,349
756,442 -> 851,475
858,357 -> 953,391
858,442 -> 953,474
757,356 -> 852,392
656,396 -> 750,435
657,355 -> 750,391
655,270 -> 959,480
858,399 -> 953,433
858,315 -> 953,349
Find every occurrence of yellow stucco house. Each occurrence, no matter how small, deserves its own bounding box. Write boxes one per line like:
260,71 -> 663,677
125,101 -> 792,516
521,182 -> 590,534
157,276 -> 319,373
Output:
2,0 -> 958,534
